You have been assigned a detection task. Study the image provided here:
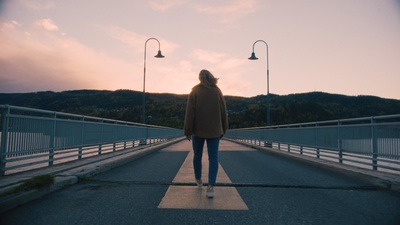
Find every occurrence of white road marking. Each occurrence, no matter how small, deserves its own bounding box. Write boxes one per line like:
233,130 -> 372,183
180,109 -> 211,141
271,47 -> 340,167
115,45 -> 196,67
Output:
158,149 -> 249,210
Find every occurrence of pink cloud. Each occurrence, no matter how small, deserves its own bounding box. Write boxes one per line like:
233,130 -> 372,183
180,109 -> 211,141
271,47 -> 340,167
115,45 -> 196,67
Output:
34,18 -> 58,31
0,20 -> 135,93
148,0 -> 188,11
19,0 -> 55,10
100,25 -> 179,53
195,0 -> 259,23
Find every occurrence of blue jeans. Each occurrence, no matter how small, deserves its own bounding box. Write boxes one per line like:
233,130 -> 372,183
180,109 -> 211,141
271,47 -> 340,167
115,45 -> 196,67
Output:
192,135 -> 220,185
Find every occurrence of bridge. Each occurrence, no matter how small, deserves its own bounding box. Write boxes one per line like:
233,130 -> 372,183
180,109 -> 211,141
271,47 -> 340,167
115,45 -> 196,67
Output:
1,105 -> 400,224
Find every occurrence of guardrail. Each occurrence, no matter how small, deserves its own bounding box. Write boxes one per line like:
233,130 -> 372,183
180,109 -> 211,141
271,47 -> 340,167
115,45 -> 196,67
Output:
0,105 -> 183,175
225,115 -> 400,174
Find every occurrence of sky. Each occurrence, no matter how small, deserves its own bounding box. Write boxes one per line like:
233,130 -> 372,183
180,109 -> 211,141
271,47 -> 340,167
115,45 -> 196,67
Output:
0,0 -> 400,99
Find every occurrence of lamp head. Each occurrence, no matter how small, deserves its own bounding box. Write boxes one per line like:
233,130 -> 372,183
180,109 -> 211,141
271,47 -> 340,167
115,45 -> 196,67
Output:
248,52 -> 258,60
155,50 -> 165,58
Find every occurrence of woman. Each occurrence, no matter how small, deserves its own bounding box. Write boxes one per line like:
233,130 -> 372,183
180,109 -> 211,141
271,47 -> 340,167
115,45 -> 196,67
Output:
184,69 -> 228,198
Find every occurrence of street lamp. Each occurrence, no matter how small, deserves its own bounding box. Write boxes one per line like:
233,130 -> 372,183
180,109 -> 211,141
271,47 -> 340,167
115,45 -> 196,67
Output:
142,37 -> 164,124
248,40 -> 270,126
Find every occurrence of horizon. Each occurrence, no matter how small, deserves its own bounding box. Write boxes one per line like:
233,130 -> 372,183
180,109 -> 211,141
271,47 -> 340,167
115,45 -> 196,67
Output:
1,1 -> 400,100
1,88 -> 399,101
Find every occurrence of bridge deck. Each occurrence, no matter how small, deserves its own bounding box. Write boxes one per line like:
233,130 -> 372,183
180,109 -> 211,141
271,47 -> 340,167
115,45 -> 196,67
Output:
1,139 -> 400,224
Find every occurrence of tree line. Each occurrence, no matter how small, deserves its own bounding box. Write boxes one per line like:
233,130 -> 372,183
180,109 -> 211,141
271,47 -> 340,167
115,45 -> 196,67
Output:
1,90 -> 399,129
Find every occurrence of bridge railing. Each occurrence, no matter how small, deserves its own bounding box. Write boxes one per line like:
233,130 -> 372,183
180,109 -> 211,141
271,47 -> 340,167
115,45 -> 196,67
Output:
225,114 -> 400,174
0,105 -> 183,175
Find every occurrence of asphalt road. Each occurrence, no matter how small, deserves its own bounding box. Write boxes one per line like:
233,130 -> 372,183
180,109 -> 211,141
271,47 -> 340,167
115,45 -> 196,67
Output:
1,140 -> 400,225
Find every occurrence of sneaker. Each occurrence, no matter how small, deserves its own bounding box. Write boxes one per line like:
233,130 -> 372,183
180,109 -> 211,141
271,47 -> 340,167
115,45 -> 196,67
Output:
195,179 -> 203,187
207,185 -> 214,198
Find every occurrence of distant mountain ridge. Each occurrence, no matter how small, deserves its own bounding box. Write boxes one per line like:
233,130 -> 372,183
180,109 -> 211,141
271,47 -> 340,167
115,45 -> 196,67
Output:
0,90 -> 399,129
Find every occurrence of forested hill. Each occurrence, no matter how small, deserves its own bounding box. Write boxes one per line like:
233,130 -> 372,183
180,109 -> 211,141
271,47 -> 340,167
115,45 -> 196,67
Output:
0,90 -> 399,129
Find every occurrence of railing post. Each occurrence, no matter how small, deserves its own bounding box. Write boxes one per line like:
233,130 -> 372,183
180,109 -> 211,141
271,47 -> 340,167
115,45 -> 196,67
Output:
99,119 -> 104,155
139,126 -> 147,146
371,118 -> 378,170
1,106 -> 10,176
315,123 -> 319,158
78,116 -> 84,160
49,112 -> 56,166
337,121 -> 343,164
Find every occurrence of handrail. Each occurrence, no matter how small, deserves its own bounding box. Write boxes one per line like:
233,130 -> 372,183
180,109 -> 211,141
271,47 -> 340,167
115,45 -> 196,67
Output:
229,114 -> 400,130
225,114 -> 400,174
0,105 -> 183,175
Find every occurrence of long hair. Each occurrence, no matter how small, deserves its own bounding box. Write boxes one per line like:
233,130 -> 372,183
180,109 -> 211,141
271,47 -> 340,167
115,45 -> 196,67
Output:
199,69 -> 218,88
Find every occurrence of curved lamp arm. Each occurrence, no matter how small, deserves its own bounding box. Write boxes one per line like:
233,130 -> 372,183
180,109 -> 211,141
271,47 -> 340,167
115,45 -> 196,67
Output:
142,37 -> 165,124
248,40 -> 270,126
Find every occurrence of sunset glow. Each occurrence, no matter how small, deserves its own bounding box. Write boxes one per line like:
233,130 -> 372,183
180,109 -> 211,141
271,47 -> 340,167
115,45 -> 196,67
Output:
1,0 -> 399,99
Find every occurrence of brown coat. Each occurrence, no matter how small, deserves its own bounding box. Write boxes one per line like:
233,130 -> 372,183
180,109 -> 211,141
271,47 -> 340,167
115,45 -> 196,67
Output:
184,84 -> 228,138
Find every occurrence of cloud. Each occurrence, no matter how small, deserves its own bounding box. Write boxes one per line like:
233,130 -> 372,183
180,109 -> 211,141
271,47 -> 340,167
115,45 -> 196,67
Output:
192,48 -> 226,64
0,17 -> 260,97
100,24 -> 179,53
0,39 -> 92,92
191,48 -> 246,70
0,20 -> 21,31
188,48 -> 252,95
142,59 -> 197,94
0,20 -> 187,94
34,18 -> 58,31
0,20 -> 135,93
179,60 -> 194,73
100,25 -> 144,52
147,0 -> 188,11
19,0 -> 55,10
194,0 -> 259,23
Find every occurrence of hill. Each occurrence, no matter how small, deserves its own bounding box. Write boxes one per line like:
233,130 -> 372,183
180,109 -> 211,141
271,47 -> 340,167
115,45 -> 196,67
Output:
0,90 -> 399,129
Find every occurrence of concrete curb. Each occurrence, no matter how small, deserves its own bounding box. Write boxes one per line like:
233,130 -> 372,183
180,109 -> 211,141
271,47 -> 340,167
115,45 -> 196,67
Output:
226,139 -> 400,192
0,138 -> 184,214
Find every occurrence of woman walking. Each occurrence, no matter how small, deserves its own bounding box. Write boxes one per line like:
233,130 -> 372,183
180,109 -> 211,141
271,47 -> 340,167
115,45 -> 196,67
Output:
184,69 -> 228,198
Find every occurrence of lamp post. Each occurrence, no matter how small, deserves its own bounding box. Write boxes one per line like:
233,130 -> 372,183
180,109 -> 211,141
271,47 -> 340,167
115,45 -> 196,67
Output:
142,37 -> 164,124
248,40 -> 270,126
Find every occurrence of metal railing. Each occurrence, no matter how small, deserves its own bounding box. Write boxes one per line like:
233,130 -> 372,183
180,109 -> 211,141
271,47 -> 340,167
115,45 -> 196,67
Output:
0,105 -> 183,175
225,115 -> 400,174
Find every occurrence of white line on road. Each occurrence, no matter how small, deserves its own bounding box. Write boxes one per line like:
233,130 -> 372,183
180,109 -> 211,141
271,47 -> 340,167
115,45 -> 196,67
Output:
158,149 -> 249,210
